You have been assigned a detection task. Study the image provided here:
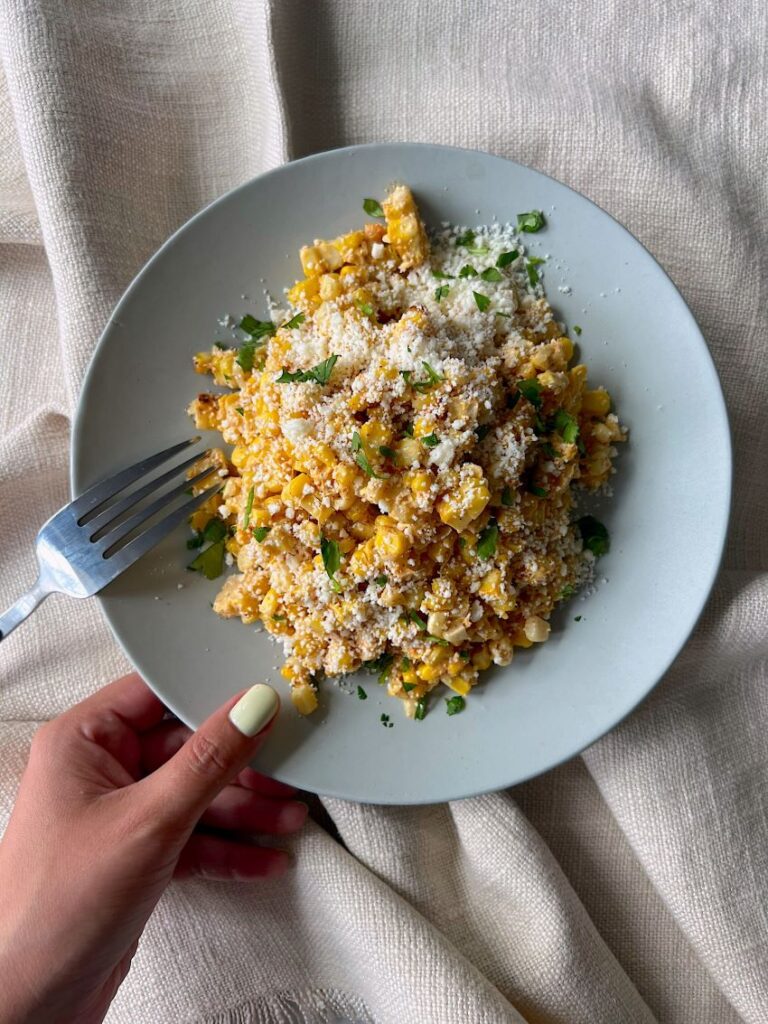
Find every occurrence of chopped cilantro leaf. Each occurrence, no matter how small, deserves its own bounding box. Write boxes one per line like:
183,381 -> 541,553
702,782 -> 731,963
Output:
434,284 -> 450,302
575,615 -> 582,622
573,325 -> 583,336
403,422 -> 414,437
357,685 -> 368,700
427,636 -> 450,646
432,269 -> 454,279
517,378 -> 543,408
529,484 -> 548,498
375,574 -> 389,586
577,516 -> 610,557
501,486 -> 514,507
402,681 -> 415,693
320,535 -> 341,583
363,197 -> 384,218
517,210 -> 546,233
253,526 -> 271,542
553,408 -> 579,444
458,264 -> 478,278
242,486 -> 255,529
186,534 -> 205,550
475,424 -> 492,442
235,406 -> 244,415
415,698 -> 427,721
421,433 -> 440,448
203,518 -> 227,543
496,250 -> 519,267
473,291 -> 491,311
445,695 -> 466,716
560,584 -> 576,599
379,445 -> 397,459
409,610 -> 428,631
355,299 -> 375,317
476,520 -> 499,559
187,539 -> 225,580
456,229 -> 476,247
236,341 -> 258,372
214,341 -> 228,350
281,312 -> 305,330
351,430 -> 387,478
526,261 -> 541,287
480,266 -> 503,282
239,314 -> 276,339
276,354 -> 339,385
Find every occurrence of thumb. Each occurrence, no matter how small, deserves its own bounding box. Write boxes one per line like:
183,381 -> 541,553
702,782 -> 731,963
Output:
141,683 -> 280,829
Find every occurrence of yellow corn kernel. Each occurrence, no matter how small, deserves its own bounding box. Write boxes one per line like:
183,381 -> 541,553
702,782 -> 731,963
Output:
349,537 -> 376,575
423,644 -> 451,666
334,230 -> 366,263
287,277 -> 320,307
260,589 -> 279,619
417,663 -> 442,683
559,336 -> 574,361
231,446 -> 249,469
512,630 -> 533,648
402,667 -> 419,686
591,422 -> 612,444
382,184 -> 430,270
350,520 -> 375,540
299,245 -> 323,276
395,436 -> 422,466
472,648 -> 492,670
189,393 -> 219,430
437,477 -> 490,532
247,507 -> 270,530
407,470 -> 432,496
374,525 -> 408,558
582,388 -> 611,416
445,676 -> 471,696
281,473 -> 312,504
446,658 -> 463,677
291,683 -> 318,715
339,264 -> 366,284
479,569 -> 502,597
338,537 -> 356,554
524,615 -> 551,643
360,420 -> 391,448
319,273 -> 341,300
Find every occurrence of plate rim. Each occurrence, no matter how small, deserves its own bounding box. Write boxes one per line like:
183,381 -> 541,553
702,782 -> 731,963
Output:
71,142 -> 733,803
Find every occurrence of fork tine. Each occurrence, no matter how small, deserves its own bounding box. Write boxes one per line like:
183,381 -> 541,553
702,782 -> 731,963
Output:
86,450 -> 212,536
73,437 -> 202,520
101,484 -> 222,576
94,466 -> 219,547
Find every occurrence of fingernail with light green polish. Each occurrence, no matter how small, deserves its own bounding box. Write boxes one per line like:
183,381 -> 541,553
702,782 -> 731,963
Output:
229,684 -> 279,737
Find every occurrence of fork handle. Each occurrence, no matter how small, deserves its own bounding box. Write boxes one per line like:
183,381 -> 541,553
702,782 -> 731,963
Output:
0,581 -> 51,641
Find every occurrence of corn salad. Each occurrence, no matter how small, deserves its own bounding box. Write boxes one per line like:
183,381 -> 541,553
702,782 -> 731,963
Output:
188,185 -> 626,718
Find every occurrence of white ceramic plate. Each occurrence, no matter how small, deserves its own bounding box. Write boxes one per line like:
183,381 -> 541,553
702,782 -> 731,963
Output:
72,144 -> 731,804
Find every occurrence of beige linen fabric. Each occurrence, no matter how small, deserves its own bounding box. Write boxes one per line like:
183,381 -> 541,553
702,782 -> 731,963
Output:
0,1 -> 766,1021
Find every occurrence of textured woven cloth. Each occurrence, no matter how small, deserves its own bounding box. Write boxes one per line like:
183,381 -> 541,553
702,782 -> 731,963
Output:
1,1 -> 766,1021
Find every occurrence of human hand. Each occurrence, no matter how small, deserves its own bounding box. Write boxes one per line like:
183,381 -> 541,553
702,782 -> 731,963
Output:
0,673 -> 307,1024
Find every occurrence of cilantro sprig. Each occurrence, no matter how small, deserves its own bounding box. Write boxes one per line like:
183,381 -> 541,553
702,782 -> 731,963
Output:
577,516 -> 610,557
276,354 -> 339,385
363,197 -> 385,218
517,210 -> 546,233
352,431 -> 387,478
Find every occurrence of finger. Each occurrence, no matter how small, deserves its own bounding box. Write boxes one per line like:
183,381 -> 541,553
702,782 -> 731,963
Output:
174,834 -> 290,881
139,720 -> 192,774
234,768 -> 297,799
200,787 -> 308,835
61,672 -> 166,733
139,684 -> 279,829
34,674 -> 168,787
140,722 -> 296,798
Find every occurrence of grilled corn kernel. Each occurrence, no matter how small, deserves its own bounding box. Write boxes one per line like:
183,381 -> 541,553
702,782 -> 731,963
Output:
374,525 -> 408,558
417,663 -> 442,683
291,683 -> 318,715
582,388 -> 611,416
445,676 -> 472,696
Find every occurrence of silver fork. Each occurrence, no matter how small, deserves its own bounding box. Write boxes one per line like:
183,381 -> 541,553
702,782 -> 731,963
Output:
0,438 -> 220,641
